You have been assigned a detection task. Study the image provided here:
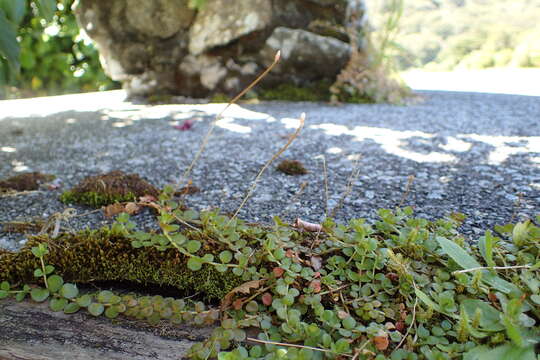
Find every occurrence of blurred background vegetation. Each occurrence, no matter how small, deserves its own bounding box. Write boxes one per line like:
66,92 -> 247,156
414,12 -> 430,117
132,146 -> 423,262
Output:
367,0 -> 540,71
1,0 -> 539,99
0,0 -> 118,99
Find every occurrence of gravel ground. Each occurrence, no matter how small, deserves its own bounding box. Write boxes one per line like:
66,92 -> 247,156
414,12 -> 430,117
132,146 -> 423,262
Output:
1,90 -> 539,251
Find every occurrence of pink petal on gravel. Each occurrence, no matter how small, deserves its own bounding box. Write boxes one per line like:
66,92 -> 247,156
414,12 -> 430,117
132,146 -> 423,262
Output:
173,119 -> 194,131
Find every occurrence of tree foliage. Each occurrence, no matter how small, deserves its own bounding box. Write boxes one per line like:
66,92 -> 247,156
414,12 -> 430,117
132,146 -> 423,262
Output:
0,0 -> 117,99
367,0 -> 540,70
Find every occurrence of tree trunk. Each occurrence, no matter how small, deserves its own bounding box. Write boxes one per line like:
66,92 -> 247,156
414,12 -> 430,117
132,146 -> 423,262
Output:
0,299 -> 213,360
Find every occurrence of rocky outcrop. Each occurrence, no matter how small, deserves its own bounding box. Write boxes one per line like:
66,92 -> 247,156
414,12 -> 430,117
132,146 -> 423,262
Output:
74,0 -> 369,98
260,27 -> 351,81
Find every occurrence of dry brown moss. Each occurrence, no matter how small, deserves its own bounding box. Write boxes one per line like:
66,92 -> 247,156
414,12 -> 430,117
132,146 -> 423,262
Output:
60,170 -> 160,207
0,172 -> 55,192
277,160 -> 308,176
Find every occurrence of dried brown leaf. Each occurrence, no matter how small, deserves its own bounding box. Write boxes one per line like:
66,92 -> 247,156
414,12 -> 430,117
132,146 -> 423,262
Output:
124,202 -> 140,215
139,195 -> 157,203
103,203 -> 125,218
221,279 -> 265,311
373,331 -> 389,350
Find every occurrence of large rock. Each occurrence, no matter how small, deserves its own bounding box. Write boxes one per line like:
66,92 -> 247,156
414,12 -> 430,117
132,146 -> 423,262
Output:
260,27 -> 351,80
74,0 -> 369,98
126,0 -> 195,38
189,0 -> 272,55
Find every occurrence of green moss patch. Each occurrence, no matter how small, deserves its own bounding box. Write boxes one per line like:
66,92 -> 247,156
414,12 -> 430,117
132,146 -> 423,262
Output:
0,227 -> 242,302
259,81 -> 332,102
60,170 -> 159,207
0,172 -> 55,192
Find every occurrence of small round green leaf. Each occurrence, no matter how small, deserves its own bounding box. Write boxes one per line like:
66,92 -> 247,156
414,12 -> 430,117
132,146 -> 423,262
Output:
15,292 -> 27,302
31,288 -> 50,302
34,268 -> 43,277
232,267 -> 244,276
47,275 -> 64,293
187,257 -> 203,271
131,240 -> 143,248
342,316 -> 357,330
64,302 -> 81,314
97,290 -> 114,303
0,290 -> 9,299
105,306 -> 119,319
183,209 -> 199,221
219,251 -> 233,264
215,264 -> 228,273
245,301 -> 259,313
76,294 -> 92,307
186,240 -> 202,253
0,281 -> 9,291
44,265 -> 55,275
88,303 -> 105,316
31,246 -> 45,258
133,231 -> 151,241
60,283 -> 79,299
170,233 -> 187,246
49,297 -> 68,312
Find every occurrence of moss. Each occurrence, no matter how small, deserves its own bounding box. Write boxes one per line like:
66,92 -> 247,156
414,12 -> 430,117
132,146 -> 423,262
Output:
259,81 -> 332,102
60,170 -> 159,207
209,93 -> 230,103
0,228 -> 243,302
277,160 -> 308,176
147,94 -> 174,104
0,172 -> 55,192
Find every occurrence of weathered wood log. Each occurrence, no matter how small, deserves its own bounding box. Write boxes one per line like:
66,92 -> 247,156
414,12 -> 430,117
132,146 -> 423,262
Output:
0,299 -> 214,360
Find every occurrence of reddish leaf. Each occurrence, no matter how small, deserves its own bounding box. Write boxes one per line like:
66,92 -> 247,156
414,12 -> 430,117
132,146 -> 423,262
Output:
395,321 -> 405,332
488,292 -> 499,306
261,292 -> 273,306
386,272 -> 399,282
310,280 -> 321,293
273,267 -> 285,278
233,298 -> 244,310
